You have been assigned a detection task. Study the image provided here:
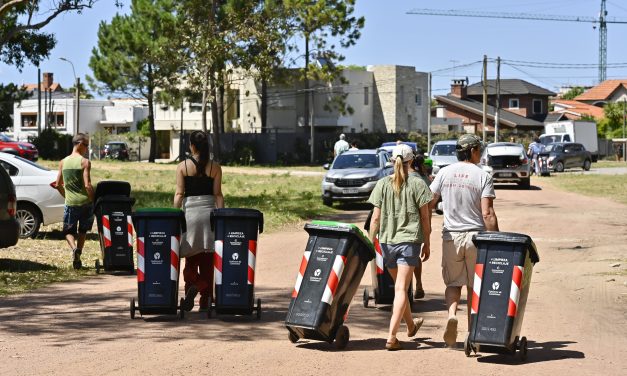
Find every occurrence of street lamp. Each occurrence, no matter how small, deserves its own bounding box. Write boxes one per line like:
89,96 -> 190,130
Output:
59,57 -> 80,134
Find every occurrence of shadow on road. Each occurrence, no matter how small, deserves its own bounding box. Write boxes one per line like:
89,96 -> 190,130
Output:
0,258 -> 58,272
494,184 -> 542,191
476,340 -> 584,364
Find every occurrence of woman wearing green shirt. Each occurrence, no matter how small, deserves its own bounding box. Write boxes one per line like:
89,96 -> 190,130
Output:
368,144 -> 432,350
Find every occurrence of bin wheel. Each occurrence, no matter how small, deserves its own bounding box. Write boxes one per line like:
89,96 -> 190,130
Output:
519,336 -> 528,361
130,298 -> 136,319
463,332 -> 472,357
256,298 -> 262,320
206,297 -> 213,319
288,331 -> 299,344
363,288 -> 369,308
95,260 -> 101,274
334,325 -> 349,350
179,298 -> 185,319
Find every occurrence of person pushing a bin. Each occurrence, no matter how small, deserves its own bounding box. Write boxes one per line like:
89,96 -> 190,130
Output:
174,131 -> 224,312
429,134 -> 500,347
367,144 -> 432,351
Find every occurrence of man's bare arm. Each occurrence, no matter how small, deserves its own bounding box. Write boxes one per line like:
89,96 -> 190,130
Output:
55,160 -> 65,198
429,192 -> 440,211
481,197 -> 499,231
83,159 -> 95,202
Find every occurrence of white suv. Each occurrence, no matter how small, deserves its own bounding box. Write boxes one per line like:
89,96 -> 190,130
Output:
480,143 -> 531,189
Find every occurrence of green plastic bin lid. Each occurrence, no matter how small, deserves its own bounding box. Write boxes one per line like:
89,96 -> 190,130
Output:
133,207 -> 184,218
308,220 -> 374,249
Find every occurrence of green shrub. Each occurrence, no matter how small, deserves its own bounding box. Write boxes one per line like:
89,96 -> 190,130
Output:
30,129 -> 72,160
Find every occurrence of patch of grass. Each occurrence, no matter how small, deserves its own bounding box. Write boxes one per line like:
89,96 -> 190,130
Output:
595,160 -> 627,169
549,174 -> 627,205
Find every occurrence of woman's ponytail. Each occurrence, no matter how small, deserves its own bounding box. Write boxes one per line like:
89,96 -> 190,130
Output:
392,156 -> 407,196
190,131 -> 210,176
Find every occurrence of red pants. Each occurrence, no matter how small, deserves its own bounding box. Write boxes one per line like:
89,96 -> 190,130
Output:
183,252 -> 213,299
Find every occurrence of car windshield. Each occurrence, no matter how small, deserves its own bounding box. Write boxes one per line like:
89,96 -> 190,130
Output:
540,135 -> 561,145
333,154 -> 379,169
431,144 -> 457,156
15,155 -> 50,171
107,144 -> 126,151
0,134 -> 15,142
545,144 -> 563,153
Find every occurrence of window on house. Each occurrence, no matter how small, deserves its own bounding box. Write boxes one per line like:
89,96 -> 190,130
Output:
364,86 -> 369,105
533,99 -> 543,114
190,103 -> 202,112
509,98 -> 520,108
399,85 -> 404,103
415,88 -> 422,106
21,114 -> 37,129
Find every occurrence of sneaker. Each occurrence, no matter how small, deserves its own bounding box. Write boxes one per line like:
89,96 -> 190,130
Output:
72,248 -> 82,270
414,288 -> 425,300
443,316 -> 458,347
407,317 -> 424,337
199,296 -> 209,312
182,286 -> 198,312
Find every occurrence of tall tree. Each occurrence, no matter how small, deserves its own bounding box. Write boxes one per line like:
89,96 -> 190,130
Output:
285,0 -> 364,131
0,0 -> 96,70
562,86 -> 584,100
0,83 -> 31,131
89,0 -> 183,162
67,79 -> 93,99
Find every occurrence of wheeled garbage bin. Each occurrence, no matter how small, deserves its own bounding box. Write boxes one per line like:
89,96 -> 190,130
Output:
209,208 -> 264,319
465,231 -> 540,361
361,210 -> 412,307
129,208 -> 186,319
538,152 -> 550,177
94,181 -> 136,273
285,221 -> 375,349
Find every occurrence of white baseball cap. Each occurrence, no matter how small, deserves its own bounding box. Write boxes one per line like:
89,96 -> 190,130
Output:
392,144 -> 414,163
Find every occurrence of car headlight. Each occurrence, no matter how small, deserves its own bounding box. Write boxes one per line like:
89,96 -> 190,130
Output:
324,177 -> 336,183
18,144 -> 28,150
364,175 -> 379,182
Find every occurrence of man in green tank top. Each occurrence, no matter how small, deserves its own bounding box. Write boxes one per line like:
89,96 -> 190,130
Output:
55,133 -> 95,269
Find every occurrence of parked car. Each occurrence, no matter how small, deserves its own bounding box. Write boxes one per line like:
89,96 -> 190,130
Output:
101,141 -> 130,161
321,149 -> 392,206
0,152 -> 64,238
429,140 -> 458,173
0,164 -> 19,248
480,142 -> 531,189
545,142 -> 592,172
0,133 -> 38,161
379,141 -> 419,155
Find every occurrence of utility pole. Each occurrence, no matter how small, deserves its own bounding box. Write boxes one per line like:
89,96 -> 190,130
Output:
310,88 -> 315,163
60,57 -> 79,134
482,55 -> 487,142
427,72 -> 432,154
495,56 -> 501,142
37,68 -> 41,135
623,98 -> 626,139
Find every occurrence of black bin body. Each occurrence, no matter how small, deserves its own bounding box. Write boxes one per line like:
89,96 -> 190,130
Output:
94,181 -> 135,272
133,208 -> 185,315
285,221 -> 375,343
538,152 -> 550,177
469,231 -> 540,352
210,208 -> 264,315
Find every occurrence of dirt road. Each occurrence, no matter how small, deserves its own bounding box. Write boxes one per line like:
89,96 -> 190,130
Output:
1,180 -> 626,376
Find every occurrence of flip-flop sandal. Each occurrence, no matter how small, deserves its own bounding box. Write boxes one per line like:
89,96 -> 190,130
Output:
407,317 -> 424,337
444,317 -> 458,347
182,286 -> 198,312
385,338 -> 402,351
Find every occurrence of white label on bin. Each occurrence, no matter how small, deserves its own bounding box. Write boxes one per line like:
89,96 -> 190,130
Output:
309,268 -> 322,283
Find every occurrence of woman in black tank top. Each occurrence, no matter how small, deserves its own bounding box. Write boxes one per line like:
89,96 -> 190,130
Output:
174,131 -> 224,312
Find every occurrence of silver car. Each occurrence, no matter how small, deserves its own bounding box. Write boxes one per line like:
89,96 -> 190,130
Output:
429,140 -> 459,172
480,142 -> 531,189
321,149 -> 392,206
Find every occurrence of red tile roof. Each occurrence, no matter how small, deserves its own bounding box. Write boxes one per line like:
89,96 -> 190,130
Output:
22,83 -> 63,92
552,99 -> 605,119
574,79 -> 627,101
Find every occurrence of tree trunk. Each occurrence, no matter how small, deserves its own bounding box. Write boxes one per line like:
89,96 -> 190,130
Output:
210,67 -> 221,161
147,64 -> 157,163
201,69 -> 209,133
261,77 -> 267,132
218,71 -> 225,134
304,33 -> 309,131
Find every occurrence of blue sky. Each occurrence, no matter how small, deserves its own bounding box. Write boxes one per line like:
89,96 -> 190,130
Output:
2,0 -> 627,96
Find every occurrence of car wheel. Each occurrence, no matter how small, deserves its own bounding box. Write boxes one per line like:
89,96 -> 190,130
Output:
16,203 -> 41,239
323,197 -> 333,207
518,178 -> 531,190
583,159 -> 591,171
555,161 -> 564,173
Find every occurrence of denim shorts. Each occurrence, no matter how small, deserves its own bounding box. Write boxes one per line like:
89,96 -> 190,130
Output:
380,242 -> 421,268
63,204 -> 94,235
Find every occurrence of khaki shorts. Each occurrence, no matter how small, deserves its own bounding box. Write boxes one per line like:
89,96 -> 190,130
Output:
441,231 -> 479,287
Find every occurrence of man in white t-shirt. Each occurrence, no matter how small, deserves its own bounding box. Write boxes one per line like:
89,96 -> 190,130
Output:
429,134 -> 499,347
333,134 -> 349,157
